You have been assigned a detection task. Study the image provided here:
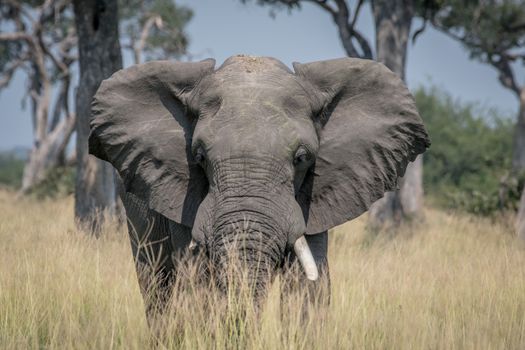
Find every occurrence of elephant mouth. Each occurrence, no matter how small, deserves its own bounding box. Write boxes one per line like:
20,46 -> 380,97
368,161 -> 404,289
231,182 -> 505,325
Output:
189,234 -> 319,282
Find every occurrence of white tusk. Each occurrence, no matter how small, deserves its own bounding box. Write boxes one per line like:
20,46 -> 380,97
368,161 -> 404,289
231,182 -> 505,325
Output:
293,236 -> 319,281
189,239 -> 198,251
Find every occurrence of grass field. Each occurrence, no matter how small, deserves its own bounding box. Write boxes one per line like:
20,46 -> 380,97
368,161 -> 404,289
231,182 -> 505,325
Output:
1,189 -> 524,349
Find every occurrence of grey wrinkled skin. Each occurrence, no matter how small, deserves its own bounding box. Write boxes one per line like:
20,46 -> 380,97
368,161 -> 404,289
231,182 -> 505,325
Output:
89,55 -> 430,317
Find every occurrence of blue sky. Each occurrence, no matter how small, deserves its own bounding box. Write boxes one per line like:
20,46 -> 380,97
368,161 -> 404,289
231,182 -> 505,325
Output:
0,0 -> 522,150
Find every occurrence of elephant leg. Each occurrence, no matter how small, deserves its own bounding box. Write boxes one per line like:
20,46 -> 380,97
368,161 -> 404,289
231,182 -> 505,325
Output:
281,231 -> 330,310
120,191 -> 191,325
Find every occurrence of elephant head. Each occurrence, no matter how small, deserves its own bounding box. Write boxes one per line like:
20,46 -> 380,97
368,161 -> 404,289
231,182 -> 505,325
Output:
89,55 -> 429,291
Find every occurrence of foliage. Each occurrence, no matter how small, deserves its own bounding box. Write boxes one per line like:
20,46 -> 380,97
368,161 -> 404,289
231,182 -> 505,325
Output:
416,86 -> 522,215
0,41 -> 21,74
119,0 -> 193,62
28,165 -> 75,199
0,149 -> 75,197
239,0 -> 374,58
0,153 -> 24,189
1,191 -> 525,348
417,0 -> 525,58
415,0 -> 525,99
0,1 -> 78,193
0,0 -> 193,194
239,0 -> 300,16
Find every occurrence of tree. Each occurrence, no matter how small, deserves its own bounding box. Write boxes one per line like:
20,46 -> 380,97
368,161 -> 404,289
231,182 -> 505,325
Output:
367,0 -> 425,228
241,0 -> 373,58
0,0 -> 77,193
417,0 -> 525,237
119,0 -> 193,64
416,86 -> 516,215
241,0 -> 426,228
518,188 -> 525,239
0,0 -> 192,197
72,0 -> 193,232
73,0 -> 123,232
418,0 -> 525,173
0,0 -> 192,231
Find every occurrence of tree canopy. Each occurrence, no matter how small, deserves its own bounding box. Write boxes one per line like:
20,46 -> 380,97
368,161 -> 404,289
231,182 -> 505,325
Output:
119,0 -> 193,63
415,0 -> 525,96
416,86 -> 521,215
0,0 -> 193,193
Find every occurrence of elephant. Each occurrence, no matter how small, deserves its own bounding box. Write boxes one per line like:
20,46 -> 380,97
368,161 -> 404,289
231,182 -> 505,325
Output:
88,55 -> 430,318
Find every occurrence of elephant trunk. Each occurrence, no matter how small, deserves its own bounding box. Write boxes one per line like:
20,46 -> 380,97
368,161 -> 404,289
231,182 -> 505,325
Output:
209,222 -> 279,296
208,195 -> 288,296
203,157 -> 319,292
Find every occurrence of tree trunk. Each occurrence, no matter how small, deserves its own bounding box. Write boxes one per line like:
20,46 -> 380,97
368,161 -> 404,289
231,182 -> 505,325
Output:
512,89 -> 525,174
21,116 -> 76,192
73,0 -> 123,233
515,90 -> 525,239
21,63 -> 74,193
368,0 -> 424,229
518,187 -> 525,240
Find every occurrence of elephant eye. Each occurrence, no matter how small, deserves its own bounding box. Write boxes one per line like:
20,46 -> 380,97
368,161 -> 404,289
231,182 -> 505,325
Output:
293,146 -> 311,166
193,146 -> 206,166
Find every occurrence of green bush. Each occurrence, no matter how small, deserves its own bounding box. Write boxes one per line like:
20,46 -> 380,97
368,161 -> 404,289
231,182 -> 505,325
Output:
0,153 -> 25,189
415,86 -> 521,216
28,166 -> 76,199
0,150 -> 75,197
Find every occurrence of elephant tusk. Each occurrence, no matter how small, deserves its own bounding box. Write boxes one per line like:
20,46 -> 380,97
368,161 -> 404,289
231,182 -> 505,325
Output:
293,236 -> 319,281
189,239 -> 198,251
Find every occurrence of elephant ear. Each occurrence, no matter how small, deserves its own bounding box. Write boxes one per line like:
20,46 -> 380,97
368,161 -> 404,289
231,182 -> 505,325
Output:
89,59 -> 216,227
293,57 -> 430,234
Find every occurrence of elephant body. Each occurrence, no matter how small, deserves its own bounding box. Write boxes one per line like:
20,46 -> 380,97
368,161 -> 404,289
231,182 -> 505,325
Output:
89,55 -> 430,317
121,184 -> 329,315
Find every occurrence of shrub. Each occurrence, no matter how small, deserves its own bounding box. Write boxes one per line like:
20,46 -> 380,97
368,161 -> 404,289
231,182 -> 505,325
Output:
28,166 -> 76,199
0,152 -> 24,189
415,86 -> 521,216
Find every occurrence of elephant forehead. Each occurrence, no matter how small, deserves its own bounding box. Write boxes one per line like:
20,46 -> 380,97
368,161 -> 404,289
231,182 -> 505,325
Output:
192,63 -> 318,157
203,85 -> 314,136
211,75 -> 303,98
206,57 -> 303,96
217,55 -> 292,74
201,73 -> 312,118
196,103 -> 318,161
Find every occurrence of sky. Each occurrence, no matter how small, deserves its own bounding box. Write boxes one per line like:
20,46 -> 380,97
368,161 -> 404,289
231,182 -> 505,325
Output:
0,0 -> 522,150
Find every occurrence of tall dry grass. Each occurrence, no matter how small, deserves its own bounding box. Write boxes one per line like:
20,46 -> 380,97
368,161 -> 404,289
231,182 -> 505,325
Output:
0,188 -> 524,349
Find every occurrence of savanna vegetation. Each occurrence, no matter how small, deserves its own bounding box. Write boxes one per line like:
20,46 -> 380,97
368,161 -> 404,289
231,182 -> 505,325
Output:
0,153 -> 24,189
418,86 -> 523,216
1,1 -> 525,349
1,189 -> 524,349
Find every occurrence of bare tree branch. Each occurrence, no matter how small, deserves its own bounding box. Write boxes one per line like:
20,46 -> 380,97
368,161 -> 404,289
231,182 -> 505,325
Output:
0,32 -> 33,42
328,0 -> 359,57
344,0 -> 373,59
0,0 -> 80,192
489,55 -> 522,96
50,77 -> 69,129
304,0 -> 337,15
432,20 -> 523,96
5,0 -> 36,27
412,19 -> 427,44
350,0 -> 364,29
502,51 -> 525,62
0,59 -> 25,89
332,0 -> 373,58
350,26 -> 373,58
133,15 -> 161,64
431,21 -> 467,43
